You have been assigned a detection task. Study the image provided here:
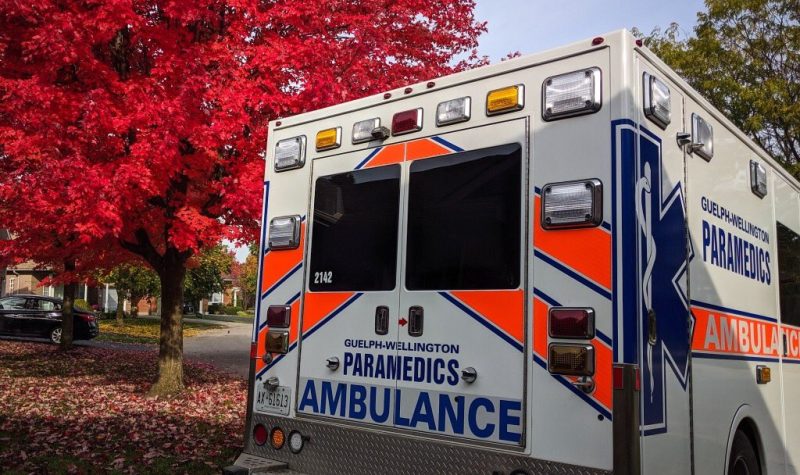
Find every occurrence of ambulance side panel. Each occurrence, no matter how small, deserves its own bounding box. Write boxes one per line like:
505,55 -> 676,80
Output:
628,54 -> 693,475
775,174 -> 800,474
684,95 -> 786,474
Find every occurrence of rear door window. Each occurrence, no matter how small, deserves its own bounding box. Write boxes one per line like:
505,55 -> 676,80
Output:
777,221 -> 800,327
309,165 -> 401,292
0,297 -> 27,310
405,143 -> 522,290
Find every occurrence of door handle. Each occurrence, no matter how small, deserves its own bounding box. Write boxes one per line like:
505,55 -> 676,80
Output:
375,306 -> 389,336
408,306 -> 424,337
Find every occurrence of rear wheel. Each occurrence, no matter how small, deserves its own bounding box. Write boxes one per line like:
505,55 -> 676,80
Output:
49,326 -> 62,345
728,430 -> 760,475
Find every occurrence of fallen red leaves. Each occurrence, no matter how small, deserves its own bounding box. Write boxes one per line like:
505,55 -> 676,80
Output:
0,341 -> 246,474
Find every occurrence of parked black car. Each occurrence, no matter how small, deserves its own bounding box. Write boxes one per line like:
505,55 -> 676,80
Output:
0,295 -> 99,344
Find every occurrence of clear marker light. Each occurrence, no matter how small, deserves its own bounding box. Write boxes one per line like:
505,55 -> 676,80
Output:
274,136 -> 306,171
543,68 -> 601,120
436,97 -> 471,126
542,179 -> 603,229
352,118 -> 380,144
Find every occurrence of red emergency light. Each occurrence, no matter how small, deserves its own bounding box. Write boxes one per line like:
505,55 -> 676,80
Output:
392,108 -> 423,136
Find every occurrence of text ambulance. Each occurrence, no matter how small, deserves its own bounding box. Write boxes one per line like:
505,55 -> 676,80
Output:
230,30 -> 800,475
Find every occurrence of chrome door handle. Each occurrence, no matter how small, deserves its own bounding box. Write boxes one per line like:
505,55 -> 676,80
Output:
375,306 -> 389,335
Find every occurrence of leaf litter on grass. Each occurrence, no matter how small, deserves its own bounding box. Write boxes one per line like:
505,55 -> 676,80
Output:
0,341 -> 246,474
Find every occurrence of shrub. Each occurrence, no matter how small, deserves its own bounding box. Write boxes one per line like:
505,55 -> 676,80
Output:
74,299 -> 91,312
221,305 -> 242,315
207,303 -> 222,315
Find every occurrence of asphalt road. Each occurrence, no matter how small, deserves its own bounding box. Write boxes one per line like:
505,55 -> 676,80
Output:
2,318 -> 253,379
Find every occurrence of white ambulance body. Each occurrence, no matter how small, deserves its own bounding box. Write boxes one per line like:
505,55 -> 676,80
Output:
235,30 -> 800,474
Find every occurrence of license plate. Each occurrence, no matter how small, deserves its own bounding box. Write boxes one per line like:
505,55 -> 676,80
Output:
254,385 -> 291,416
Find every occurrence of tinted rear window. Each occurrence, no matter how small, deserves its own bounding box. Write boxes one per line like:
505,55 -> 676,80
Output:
309,165 -> 400,291
405,143 -> 522,290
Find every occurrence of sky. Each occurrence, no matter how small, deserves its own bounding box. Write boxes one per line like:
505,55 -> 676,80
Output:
228,0 -> 708,263
473,0 -> 705,62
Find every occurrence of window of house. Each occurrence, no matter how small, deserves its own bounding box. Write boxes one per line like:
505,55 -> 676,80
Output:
777,221 -> 800,327
405,143 -> 522,290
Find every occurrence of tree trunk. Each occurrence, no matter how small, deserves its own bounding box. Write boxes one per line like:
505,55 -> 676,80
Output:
149,254 -> 187,397
61,260 -> 77,350
115,295 -> 124,325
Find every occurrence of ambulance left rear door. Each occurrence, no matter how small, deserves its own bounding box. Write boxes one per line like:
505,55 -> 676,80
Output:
296,146 -> 404,428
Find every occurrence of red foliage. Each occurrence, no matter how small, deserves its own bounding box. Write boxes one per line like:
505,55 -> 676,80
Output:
0,0 -> 486,277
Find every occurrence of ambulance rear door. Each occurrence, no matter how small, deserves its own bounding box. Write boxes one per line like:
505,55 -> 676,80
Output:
395,119 -> 528,446
297,146 -> 404,427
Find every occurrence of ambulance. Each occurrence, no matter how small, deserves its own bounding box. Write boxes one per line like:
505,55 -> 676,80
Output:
229,30 -> 800,474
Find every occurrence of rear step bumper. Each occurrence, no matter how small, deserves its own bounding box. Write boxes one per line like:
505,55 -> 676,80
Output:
243,414 -> 610,475
223,453 -> 304,474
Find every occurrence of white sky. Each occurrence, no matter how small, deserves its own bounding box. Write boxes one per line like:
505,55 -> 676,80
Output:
228,1 -> 707,263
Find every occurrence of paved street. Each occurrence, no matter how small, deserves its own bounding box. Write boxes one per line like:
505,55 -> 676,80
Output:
2,318 -> 253,379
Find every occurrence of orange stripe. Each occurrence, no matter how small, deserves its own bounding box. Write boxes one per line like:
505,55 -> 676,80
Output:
301,292 -> 355,333
365,144 -> 404,168
405,138 -> 452,161
451,290 -> 524,344
592,341 -> 612,410
533,297 -> 549,358
691,307 -> 781,358
261,222 -> 305,294
533,195 -> 612,290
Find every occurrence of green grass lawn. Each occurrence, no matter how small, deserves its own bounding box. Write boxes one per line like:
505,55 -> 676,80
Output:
96,318 -> 226,344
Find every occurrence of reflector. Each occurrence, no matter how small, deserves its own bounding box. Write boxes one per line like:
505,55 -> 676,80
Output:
543,68 -> 601,121
486,85 -> 524,115
392,108 -> 423,135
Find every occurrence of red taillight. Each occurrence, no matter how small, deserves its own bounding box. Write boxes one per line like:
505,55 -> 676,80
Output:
77,313 -> 95,323
592,36 -> 604,46
266,305 -> 291,328
548,308 -> 594,339
253,424 -> 268,446
250,342 -> 257,359
391,108 -> 423,135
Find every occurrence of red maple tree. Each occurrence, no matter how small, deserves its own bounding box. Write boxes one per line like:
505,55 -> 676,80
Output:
0,1 -> 485,394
